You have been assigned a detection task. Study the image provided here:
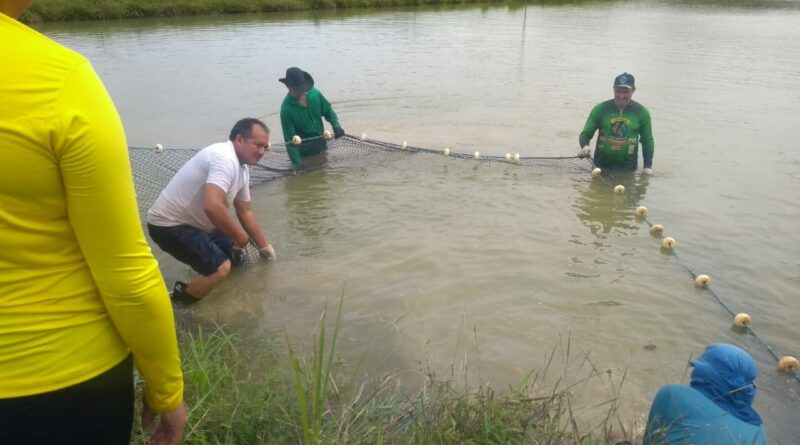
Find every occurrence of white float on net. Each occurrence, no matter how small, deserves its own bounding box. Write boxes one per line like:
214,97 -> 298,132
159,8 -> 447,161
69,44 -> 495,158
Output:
591,167 -> 602,177
323,130 -> 332,140
443,147 -> 450,157
694,274 -> 711,288
474,151 -> 480,160
636,206 -> 648,217
292,135 -> 302,145
778,356 -> 799,373
650,224 -> 664,236
155,143 -> 164,153
614,184 -> 625,194
733,313 -> 751,328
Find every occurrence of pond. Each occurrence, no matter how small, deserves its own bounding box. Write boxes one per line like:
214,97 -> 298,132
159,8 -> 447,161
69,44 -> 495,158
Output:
38,1 -> 800,440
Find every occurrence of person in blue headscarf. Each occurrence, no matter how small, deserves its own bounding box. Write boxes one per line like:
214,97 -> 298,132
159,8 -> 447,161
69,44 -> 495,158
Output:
642,343 -> 768,445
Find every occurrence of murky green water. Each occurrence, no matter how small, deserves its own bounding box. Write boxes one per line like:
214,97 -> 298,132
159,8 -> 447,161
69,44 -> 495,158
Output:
39,1 -> 800,441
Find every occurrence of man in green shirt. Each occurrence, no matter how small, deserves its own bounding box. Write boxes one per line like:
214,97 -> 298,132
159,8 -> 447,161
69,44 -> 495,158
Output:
579,73 -> 654,173
279,67 -> 345,169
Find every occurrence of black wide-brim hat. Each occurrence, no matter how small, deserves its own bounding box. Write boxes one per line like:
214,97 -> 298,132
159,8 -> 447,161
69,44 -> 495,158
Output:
279,67 -> 314,93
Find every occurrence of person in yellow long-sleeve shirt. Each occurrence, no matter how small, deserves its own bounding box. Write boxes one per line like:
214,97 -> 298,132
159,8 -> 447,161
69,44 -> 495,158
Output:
0,2 -> 186,444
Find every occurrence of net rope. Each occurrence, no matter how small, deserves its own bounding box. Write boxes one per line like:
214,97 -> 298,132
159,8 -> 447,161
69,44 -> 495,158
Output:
594,168 -> 800,384
129,134 -> 797,382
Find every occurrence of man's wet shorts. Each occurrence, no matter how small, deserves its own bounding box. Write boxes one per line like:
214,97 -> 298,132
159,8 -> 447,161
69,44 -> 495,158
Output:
148,223 -> 234,275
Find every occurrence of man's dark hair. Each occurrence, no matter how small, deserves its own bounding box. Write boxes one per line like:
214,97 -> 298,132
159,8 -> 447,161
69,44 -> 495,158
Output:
229,118 -> 269,142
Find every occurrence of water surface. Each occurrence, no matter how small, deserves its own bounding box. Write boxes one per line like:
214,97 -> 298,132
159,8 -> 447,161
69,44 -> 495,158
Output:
39,1 -> 800,441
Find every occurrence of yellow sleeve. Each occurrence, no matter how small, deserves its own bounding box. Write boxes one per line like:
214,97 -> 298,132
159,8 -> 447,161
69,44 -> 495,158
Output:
54,60 -> 184,412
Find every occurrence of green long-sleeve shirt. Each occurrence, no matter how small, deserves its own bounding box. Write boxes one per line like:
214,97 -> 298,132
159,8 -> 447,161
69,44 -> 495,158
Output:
280,87 -> 341,168
579,100 -> 654,169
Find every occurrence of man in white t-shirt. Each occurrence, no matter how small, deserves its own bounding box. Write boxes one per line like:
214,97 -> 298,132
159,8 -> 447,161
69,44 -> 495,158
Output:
147,118 -> 276,303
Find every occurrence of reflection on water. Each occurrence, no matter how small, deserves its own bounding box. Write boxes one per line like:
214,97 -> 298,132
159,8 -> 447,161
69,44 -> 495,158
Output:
574,171 -> 650,237
283,167 -> 338,257
38,1 -> 800,441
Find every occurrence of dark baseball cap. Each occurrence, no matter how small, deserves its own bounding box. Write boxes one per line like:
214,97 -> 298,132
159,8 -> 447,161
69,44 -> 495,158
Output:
613,72 -> 635,89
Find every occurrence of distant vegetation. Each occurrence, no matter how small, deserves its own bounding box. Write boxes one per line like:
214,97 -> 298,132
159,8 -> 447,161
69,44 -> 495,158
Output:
21,0 -> 513,22
23,0 -> 783,23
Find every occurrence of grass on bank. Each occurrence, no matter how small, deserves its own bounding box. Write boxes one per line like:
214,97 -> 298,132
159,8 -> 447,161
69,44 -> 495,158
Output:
131,304 -> 629,444
21,0 -> 510,22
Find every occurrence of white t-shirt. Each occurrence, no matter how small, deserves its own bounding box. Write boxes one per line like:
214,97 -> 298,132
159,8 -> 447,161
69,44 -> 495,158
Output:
147,141 -> 250,232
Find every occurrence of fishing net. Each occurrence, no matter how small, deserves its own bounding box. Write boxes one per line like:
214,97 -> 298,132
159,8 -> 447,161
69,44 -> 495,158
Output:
593,169 -> 800,384
129,133 -> 590,224
129,135 -> 798,381
131,134 -> 590,263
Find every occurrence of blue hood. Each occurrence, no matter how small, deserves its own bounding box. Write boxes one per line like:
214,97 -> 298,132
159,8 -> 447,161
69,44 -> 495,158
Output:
690,343 -> 762,425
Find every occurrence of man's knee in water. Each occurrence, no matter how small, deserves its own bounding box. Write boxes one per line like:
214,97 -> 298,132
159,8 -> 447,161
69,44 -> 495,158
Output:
215,259 -> 232,279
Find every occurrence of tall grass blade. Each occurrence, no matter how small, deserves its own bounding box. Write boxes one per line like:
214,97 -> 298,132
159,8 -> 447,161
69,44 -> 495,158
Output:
287,337 -> 312,445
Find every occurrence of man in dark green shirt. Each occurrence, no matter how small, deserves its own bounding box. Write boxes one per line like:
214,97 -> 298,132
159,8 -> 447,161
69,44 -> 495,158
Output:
579,73 -> 654,173
279,67 -> 345,169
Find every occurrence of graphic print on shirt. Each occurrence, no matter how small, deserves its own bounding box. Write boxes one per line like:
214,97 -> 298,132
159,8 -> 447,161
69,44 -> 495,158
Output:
608,118 -> 630,151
